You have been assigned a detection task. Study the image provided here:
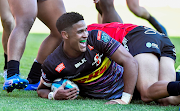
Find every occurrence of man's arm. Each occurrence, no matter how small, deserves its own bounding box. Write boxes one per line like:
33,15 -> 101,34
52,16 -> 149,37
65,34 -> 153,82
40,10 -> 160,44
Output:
37,78 -> 51,99
37,78 -> 78,100
108,45 -> 139,104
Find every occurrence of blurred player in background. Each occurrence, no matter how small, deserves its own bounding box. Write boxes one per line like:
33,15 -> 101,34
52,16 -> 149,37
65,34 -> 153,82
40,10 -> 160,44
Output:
94,0 -> 168,36
0,0 -> 14,79
3,0 -> 66,92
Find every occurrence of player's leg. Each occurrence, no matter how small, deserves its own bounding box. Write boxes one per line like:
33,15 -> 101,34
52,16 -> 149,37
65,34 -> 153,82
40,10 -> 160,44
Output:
95,0 -> 123,23
176,65 -> 180,81
126,0 -> 167,36
36,0 -> 65,64
134,53 -> 167,102
97,13 -> 102,24
0,0 -> 14,75
157,57 -> 180,106
135,54 -> 180,105
3,0 -> 37,92
25,0 -> 66,90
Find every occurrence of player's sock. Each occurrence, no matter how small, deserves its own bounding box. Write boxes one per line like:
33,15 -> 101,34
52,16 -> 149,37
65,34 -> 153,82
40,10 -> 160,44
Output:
4,53 -> 7,70
27,61 -> 42,84
176,72 -> 180,81
176,65 -> 180,81
4,60 -> 29,92
167,81 -> 180,96
7,60 -> 19,78
147,15 -> 167,36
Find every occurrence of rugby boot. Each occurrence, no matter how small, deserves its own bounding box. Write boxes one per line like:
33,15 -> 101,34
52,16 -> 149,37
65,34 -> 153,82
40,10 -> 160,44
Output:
3,74 -> 29,92
24,81 -> 40,91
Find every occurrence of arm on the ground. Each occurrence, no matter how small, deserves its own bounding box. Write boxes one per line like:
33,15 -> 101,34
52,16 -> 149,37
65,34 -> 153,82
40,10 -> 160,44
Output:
109,45 -> 139,104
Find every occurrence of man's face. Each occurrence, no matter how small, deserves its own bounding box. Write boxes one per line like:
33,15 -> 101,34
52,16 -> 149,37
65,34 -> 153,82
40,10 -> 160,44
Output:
66,20 -> 88,54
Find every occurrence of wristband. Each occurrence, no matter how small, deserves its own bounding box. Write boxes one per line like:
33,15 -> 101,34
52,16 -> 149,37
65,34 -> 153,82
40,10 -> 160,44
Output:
48,92 -> 54,100
121,92 -> 132,104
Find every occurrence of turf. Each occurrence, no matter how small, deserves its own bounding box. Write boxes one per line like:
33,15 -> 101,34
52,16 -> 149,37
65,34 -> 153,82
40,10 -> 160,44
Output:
0,33 -> 180,111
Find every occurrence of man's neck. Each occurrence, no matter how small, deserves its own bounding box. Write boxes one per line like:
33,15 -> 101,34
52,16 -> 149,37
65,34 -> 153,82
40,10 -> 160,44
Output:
63,43 -> 82,59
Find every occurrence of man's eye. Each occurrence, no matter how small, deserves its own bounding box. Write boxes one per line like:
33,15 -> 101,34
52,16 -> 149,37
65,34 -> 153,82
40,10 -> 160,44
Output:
78,30 -> 83,33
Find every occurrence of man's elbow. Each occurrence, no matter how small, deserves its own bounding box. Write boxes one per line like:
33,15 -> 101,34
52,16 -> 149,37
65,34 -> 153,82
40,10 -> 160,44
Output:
37,89 -> 42,98
37,89 -> 46,98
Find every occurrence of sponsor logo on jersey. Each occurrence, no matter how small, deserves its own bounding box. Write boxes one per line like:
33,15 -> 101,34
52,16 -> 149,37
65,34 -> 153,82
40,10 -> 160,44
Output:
144,27 -> 156,34
144,26 -> 164,35
72,57 -> 111,83
146,42 -> 159,49
97,30 -> 110,43
173,48 -> 176,56
55,63 -> 65,73
92,53 -> 103,66
75,58 -> 87,68
101,32 -> 110,43
122,37 -> 129,51
42,71 -> 50,82
87,44 -> 94,51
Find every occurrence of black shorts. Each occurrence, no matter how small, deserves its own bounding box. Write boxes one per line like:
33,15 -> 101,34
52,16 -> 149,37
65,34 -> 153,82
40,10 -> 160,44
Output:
122,26 -> 176,61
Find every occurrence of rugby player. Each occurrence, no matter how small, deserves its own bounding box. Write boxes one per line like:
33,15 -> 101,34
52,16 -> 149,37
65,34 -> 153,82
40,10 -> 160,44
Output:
87,22 -> 180,106
37,12 -> 139,105
3,0 -> 66,92
38,12 -> 180,106
94,0 -> 167,36
92,1 -> 180,105
0,0 -> 14,80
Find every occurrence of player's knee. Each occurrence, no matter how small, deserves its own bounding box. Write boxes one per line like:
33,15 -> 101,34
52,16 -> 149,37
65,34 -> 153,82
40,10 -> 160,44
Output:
140,92 -> 153,103
95,3 -> 102,15
1,18 -> 14,31
17,18 -> 35,30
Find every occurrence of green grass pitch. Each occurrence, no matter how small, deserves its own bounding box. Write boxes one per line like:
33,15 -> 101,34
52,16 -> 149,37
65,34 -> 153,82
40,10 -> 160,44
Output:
0,2 -> 180,110
0,33 -> 180,111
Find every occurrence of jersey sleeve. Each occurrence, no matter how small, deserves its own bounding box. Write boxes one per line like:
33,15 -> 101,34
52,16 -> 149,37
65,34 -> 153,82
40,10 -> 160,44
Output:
41,60 -> 58,83
87,30 -> 121,57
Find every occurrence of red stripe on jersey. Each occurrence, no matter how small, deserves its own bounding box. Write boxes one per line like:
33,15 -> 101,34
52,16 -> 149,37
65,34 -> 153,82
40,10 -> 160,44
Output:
97,30 -> 102,40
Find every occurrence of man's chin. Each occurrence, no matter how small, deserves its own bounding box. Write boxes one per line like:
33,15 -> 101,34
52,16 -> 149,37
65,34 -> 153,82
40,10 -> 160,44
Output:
80,48 -> 86,52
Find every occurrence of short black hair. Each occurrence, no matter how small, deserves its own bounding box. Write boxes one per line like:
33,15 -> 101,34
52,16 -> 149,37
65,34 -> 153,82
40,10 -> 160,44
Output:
56,12 -> 84,33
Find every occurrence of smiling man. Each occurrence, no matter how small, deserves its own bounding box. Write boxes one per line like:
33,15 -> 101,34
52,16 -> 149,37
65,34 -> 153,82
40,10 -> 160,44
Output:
37,12 -> 138,104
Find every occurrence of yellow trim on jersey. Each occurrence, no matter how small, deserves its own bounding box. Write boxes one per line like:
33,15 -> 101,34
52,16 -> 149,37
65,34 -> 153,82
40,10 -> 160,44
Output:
72,57 -> 111,83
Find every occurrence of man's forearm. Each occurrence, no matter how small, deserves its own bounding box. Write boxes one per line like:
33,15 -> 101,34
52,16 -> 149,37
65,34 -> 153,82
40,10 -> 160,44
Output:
123,57 -> 138,95
37,89 -> 51,99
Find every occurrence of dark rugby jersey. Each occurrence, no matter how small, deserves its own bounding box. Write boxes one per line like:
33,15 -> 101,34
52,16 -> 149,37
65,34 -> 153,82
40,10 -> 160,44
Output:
42,30 -> 124,100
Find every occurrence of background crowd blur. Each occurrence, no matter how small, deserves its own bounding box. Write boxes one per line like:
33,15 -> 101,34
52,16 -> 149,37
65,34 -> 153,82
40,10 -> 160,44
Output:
0,0 -> 180,36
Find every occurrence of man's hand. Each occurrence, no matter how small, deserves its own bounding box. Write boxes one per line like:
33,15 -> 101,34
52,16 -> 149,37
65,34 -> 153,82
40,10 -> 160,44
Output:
105,99 -> 128,104
53,82 -> 79,100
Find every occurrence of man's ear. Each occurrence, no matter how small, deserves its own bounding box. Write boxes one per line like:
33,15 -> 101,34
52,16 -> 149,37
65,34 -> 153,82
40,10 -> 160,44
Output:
61,31 -> 68,40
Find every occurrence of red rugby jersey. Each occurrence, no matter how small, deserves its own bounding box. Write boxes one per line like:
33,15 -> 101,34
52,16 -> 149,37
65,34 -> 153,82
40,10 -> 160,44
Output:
87,22 -> 138,43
